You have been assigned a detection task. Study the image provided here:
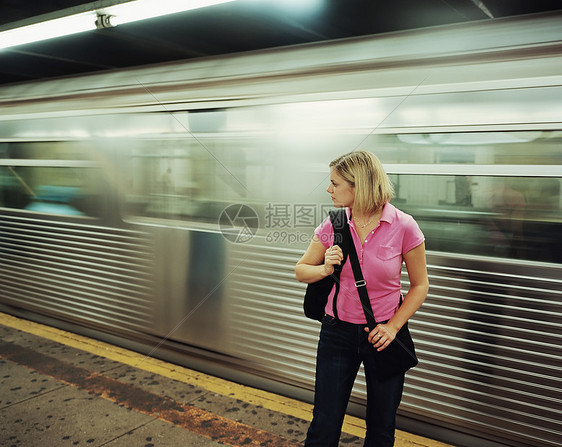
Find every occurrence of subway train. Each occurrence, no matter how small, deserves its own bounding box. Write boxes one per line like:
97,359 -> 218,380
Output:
1,11 -> 561,447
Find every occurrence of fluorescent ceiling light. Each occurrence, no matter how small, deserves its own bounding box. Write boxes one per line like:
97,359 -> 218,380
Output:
0,0 -> 236,50
0,12 -> 98,49
107,0 -> 236,26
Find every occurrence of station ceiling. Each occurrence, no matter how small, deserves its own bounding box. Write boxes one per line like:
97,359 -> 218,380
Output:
0,0 -> 560,86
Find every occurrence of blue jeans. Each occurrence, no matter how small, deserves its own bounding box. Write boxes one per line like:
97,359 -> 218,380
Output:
305,315 -> 405,447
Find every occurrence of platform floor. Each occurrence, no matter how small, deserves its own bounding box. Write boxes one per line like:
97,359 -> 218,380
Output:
0,312 -> 453,447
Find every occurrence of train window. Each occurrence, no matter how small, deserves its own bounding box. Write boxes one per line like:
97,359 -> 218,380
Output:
0,142 -> 104,218
370,131 -> 562,264
390,175 -> 561,263
124,138 -> 251,223
0,166 -> 104,218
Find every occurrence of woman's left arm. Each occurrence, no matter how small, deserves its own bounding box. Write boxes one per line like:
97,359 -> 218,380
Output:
368,242 -> 429,350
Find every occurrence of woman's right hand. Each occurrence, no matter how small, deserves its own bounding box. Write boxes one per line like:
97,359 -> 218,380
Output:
322,245 -> 343,276
296,238 -> 343,283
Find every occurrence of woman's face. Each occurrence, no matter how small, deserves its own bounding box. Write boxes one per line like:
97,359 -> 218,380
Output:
327,169 -> 355,208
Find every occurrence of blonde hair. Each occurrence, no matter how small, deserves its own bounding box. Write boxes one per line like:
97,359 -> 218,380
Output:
329,150 -> 394,214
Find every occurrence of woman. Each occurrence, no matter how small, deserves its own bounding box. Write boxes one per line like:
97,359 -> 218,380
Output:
295,151 -> 429,447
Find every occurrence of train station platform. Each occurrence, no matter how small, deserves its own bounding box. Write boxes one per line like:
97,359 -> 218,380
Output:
0,312 -> 453,447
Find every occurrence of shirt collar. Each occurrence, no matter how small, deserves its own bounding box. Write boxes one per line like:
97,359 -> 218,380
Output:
380,202 -> 394,224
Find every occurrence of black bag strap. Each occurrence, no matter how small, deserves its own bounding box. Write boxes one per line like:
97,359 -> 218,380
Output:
328,209 -> 349,321
342,222 -> 378,330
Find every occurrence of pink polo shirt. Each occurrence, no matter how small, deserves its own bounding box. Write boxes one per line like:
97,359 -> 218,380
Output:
314,202 -> 424,324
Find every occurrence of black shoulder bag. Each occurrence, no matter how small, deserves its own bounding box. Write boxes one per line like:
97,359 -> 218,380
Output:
343,221 -> 419,380
303,208 -> 349,322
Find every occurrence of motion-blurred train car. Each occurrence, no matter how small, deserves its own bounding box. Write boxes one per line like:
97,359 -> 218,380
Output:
1,11 -> 561,447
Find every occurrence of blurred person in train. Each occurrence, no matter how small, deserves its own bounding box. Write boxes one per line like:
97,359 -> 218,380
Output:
295,151 -> 429,446
484,178 -> 526,257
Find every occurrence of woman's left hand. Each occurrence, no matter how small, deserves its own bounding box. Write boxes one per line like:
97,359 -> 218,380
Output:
365,324 -> 397,351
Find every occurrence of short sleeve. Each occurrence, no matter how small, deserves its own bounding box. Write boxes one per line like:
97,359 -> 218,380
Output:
314,215 -> 335,248
402,215 -> 425,254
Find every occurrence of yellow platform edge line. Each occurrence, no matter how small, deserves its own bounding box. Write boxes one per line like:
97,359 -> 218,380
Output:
0,312 -> 452,447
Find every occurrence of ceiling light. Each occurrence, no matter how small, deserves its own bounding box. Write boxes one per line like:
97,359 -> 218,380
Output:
106,0 -> 236,26
0,12 -> 98,50
0,0 -> 236,50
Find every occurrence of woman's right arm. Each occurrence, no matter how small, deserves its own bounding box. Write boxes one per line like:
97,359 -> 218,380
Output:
295,236 -> 343,283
